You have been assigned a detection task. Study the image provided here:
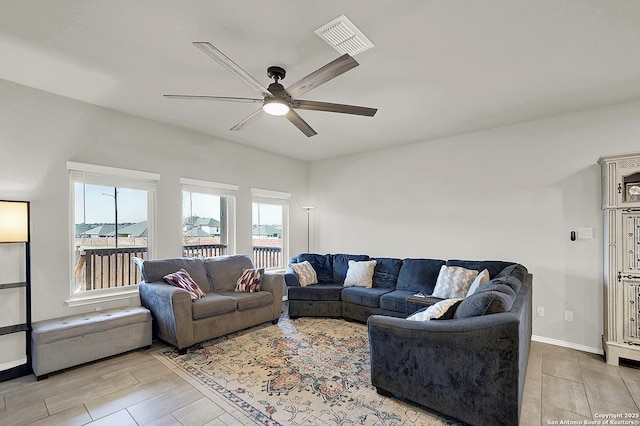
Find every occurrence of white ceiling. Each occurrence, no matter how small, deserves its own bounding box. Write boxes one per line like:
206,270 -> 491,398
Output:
2,1 -> 640,162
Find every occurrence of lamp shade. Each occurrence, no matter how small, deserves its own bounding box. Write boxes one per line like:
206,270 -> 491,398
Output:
0,201 -> 29,243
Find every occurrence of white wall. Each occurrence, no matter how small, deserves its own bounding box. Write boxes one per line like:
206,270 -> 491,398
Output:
4,74 -> 640,353
0,79 -> 309,322
309,100 -> 640,352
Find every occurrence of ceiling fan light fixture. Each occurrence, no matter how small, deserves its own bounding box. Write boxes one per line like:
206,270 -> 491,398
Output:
263,98 -> 290,116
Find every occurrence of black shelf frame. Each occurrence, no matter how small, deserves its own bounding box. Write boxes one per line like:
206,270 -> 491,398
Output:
0,200 -> 32,382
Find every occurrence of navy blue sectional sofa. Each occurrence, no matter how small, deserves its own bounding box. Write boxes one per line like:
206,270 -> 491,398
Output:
285,253 -> 523,322
285,253 -> 532,426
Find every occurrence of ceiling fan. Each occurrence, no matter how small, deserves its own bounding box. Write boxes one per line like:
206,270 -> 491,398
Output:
164,42 -> 378,137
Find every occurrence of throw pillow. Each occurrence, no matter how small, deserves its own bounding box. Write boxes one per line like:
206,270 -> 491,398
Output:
455,290 -> 515,318
407,298 -> 463,321
289,261 -> 318,286
466,268 -> 490,297
343,260 -> 377,288
163,268 -> 206,301
235,268 -> 264,292
431,265 -> 479,299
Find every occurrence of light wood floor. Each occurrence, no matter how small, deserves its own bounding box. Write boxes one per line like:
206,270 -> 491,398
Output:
0,337 -> 638,425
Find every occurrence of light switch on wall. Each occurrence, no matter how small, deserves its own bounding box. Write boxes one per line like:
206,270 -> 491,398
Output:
577,227 -> 593,239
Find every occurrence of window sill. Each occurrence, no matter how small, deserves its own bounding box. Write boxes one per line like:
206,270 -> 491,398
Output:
66,286 -> 139,307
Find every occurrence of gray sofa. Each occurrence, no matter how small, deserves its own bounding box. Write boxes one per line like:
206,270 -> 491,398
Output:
285,253 -> 532,425
138,255 -> 284,352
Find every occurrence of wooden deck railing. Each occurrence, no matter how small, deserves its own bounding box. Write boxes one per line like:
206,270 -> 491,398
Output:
78,247 -> 147,291
182,244 -> 227,258
253,246 -> 282,269
75,244 -> 282,290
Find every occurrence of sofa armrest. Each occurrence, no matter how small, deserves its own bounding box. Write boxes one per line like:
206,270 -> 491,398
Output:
138,281 -> 194,349
284,267 -> 300,287
262,272 -> 285,320
367,313 -> 522,425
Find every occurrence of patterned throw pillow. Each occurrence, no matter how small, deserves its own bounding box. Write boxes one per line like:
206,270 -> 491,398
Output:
343,260 -> 377,288
407,298 -> 463,321
466,269 -> 490,297
235,268 -> 264,292
289,261 -> 318,286
163,268 -> 205,301
431,265 -> 479,299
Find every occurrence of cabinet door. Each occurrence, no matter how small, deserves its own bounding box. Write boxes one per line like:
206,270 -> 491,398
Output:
616,158 -> 640,208
624,280 -> 640,344
622,212 -> 640,272
621,212 -> 640,344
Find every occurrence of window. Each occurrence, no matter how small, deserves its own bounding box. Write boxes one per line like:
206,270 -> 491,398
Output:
252,188 -> 290,270
68,162 -> 159,305
181,178 -> 237,258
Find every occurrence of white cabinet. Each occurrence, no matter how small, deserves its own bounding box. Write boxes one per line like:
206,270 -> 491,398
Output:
600,154 -> 640,365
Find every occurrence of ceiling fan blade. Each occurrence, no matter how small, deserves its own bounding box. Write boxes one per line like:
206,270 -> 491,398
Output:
285,54 -> 359,98
292,99 -> 377,117
164,95 -> 263,104
230,108 -> 265,131
285,110 -> 317,137
193,42 -> 272,98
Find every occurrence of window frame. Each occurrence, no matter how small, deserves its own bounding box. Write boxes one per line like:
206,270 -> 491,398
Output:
67,161 -> 159,307
251,188 -> 290,271
180,178 -> 238,256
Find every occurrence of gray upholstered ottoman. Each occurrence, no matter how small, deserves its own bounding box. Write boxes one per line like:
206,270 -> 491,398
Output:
31,306 -> 152,380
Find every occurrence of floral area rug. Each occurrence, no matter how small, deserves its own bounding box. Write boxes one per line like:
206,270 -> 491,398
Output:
153,314 -> 459,425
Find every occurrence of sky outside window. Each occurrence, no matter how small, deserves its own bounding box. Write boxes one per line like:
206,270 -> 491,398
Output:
75,183 -> 147,224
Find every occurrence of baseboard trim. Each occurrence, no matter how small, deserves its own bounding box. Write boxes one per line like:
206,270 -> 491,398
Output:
532,335 -> 604,355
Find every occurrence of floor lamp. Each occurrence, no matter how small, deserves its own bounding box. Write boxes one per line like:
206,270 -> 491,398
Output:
302,206 -> 314,253
0,200 -> 32,381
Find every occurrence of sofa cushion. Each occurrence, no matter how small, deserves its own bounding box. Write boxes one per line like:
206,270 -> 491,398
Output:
467,269 -> 490,296
341,287 -> 392,308
378,290 -> 441,314
431,265 -> 478,299
204,255 -> 254,292
140,257 -> 210,292
476,281 -> 517,298
372,257 -> 403,289
287,284 -> 344,301
446,259 -> 514,279
332,254 -> 370,284
495,263 -> 528,282
295,253 -> 333,283
344,260 -> 377,288
490,276 -> 523,295
219,291 -> 274,311
407,298 -> 463,321
289,261 -> 318,286
192,294 -> 238,320
455,289 -> 516,318
396,258 -> 445,293
163,268 -> 206,300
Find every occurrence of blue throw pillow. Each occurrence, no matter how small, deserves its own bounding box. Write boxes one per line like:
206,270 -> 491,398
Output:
454,290 -> 516,318
372,257 -> 403,289
396,258 -> 445,293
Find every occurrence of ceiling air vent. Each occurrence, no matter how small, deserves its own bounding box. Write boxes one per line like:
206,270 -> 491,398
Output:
314,15 -> 374,56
